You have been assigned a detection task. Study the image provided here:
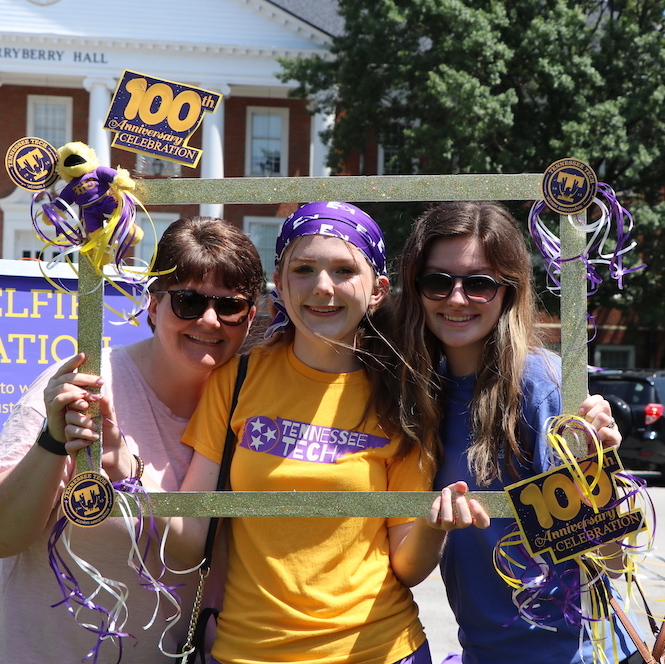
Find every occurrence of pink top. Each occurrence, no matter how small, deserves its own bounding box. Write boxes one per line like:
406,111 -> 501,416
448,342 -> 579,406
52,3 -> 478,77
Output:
0,346 -> 205,663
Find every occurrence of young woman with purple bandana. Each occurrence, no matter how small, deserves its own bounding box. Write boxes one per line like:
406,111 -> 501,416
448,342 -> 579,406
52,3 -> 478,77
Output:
69,202 -> 489,664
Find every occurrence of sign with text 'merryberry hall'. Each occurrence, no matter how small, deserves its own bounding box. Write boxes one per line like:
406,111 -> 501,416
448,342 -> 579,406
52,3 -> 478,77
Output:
0,260 -> 150,428
103,70 -> 221,168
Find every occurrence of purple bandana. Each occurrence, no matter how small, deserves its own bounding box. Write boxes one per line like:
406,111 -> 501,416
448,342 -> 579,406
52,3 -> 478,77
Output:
265,202 -> 387,339
275,202 -> 387,275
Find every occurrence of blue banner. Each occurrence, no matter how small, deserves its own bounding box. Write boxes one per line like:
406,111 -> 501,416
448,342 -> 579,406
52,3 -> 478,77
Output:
0,260 -> 151,428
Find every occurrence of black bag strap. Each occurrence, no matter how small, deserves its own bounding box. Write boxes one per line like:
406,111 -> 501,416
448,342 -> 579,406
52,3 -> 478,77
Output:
178,354 -> 250,664
190,607 -> 219,664
201,353 -> 249,572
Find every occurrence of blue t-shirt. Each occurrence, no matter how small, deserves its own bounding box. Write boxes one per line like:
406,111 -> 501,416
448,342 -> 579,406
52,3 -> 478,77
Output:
434,351 -> 636,664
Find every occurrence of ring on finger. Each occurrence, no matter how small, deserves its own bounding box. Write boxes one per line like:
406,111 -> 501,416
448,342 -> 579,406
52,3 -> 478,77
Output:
607,417 -> 616,429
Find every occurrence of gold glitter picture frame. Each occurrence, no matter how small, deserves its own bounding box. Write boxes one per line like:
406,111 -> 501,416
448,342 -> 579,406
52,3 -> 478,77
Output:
75,172 -> 586,520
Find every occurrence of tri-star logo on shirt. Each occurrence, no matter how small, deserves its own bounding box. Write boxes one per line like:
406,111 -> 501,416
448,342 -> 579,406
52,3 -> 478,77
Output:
240,416 -> 390,463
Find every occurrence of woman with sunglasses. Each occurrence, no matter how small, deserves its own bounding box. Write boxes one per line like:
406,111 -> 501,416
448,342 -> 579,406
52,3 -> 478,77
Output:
0,215 -> 264,663
393,201 -> 636,664
71,202 -> 489,664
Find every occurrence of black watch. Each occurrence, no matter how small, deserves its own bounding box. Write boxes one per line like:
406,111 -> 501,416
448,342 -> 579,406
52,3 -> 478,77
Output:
36,419 -> 68,456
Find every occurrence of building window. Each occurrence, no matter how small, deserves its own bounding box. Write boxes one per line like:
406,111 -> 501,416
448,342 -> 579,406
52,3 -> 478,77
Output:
244,216 -> 281,283
594,345 -> 635,370
134,154 -> 182,178
15,230 -> 60,261
135,213 -> 178,265
14,212 -> 176,264
377,121 -> 418,175
27,95 -> 73,148
245,107 -> 289,177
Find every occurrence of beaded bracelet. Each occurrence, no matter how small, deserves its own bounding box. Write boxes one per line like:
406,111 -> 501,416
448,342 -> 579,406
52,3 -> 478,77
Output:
132,454 -> 144,482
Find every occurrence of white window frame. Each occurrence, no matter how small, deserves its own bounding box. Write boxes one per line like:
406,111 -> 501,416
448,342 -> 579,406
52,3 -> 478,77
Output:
245,107 -> 289,177
378,141 -> 402,176
15,229 -> 61,261
135,212 -> 179,266
12,212 -> 176,264
27,95 -> 73,147
243,216 -> 282,285
594,344 -> 635,370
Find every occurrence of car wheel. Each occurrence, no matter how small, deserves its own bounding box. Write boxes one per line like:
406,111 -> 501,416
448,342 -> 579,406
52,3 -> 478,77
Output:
604,394 -> 632,437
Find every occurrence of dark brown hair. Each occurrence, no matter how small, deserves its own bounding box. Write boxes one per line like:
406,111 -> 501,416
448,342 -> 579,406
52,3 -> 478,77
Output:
147,216 -> 264,330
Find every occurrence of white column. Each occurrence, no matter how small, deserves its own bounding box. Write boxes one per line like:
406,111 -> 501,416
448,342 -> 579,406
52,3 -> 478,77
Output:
83,77 -> 115,167
199,82 -> 230,219
310,111 -> 333,177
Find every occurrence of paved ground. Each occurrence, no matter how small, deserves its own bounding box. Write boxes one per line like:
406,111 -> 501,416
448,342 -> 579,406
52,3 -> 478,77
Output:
410,470 -> 665,664
411,568 -> 460,664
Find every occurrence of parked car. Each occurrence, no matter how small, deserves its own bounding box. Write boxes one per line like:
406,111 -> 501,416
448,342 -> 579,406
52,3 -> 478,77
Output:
588,369 -> 665,472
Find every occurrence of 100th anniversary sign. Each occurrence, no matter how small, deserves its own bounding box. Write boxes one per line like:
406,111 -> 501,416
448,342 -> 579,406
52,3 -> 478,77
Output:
505,449 -> 645,563
104,70 -> 221,168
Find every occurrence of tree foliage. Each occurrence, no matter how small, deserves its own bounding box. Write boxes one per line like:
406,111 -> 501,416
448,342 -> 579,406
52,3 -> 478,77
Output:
279,0 -> 665,325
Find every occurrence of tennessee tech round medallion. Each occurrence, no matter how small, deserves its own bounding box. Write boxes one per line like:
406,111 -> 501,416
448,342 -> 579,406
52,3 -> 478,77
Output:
61,472 -> 115,527
5,137 -> 59,191
541,158 -> 598,215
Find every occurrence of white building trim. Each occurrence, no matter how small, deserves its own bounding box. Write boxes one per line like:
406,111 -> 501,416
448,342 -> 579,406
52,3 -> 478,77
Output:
0,0 -> 335,258
200,82 -> 231,218
83,77 -> 115,166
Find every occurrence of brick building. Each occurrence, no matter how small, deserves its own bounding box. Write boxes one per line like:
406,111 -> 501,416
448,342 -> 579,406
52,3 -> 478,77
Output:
2,0 -> 656,369
0,0 -> 341,273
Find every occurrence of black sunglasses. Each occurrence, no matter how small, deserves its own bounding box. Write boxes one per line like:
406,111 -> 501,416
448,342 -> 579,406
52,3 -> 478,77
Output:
154,290 -> 254,326
417,272 -> 507,303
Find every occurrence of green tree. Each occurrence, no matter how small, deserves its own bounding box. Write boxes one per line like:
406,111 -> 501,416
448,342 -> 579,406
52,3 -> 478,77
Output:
279,0 -> 665,327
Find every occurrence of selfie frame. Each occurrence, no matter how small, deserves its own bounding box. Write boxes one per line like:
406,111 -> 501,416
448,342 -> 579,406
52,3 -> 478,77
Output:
75,172 -> 586,519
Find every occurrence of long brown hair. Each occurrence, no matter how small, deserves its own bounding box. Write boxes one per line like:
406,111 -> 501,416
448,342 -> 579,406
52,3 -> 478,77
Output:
394,201 -> 547,485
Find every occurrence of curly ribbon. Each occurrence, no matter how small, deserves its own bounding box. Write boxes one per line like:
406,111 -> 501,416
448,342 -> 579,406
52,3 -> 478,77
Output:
494,415 -> 655,663
528,182 -> 646,297
48,512 -> 134,664
524,183 -> 652,658
47,423 -> 192,663
546,415 -> 606,509
47,481 -> 191,663
30,182 -> 163,325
